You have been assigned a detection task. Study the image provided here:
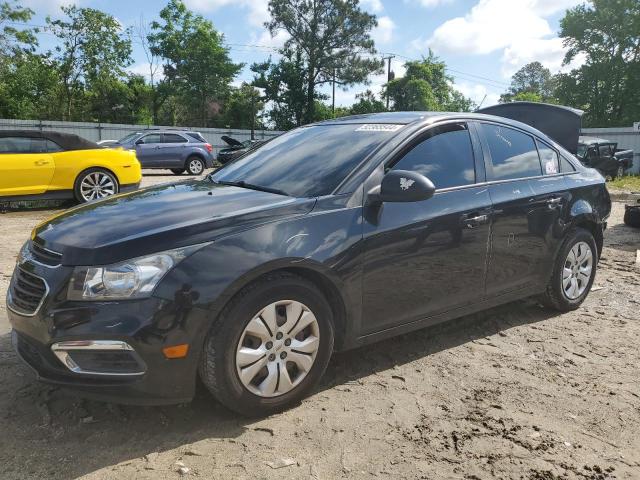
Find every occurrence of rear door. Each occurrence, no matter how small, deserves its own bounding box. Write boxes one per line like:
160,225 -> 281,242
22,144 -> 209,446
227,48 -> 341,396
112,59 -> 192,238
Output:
361,121 -> 492,334
135,133 -> 163,167
160,133 -> 188,168
477,122 -> 557,296
0,137 -> 55,196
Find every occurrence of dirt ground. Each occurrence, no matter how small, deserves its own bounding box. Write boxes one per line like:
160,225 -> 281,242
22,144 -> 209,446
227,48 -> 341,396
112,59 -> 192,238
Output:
0,173 -> 639,480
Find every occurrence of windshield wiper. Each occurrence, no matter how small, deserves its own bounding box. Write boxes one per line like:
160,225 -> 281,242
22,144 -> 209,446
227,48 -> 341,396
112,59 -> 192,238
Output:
215,180 -> 290,197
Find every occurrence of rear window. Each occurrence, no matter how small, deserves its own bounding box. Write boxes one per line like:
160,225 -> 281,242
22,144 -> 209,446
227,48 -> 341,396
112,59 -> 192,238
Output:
186,132 -> 206,142
163,133 -> 186,143
212,124 -> 400,197
481,124 -> 542,180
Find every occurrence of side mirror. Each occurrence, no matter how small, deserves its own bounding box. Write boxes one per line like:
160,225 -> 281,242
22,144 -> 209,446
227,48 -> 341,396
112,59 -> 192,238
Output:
367,170 -> 436,206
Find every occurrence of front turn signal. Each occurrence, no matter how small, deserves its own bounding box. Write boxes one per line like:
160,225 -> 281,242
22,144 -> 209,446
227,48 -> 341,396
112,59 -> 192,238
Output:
163,344 -> 189,359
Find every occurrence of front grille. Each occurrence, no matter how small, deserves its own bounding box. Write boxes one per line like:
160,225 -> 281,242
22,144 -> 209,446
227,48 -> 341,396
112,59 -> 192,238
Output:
30,242 -> 62,267
68,350 -> 145,375
8,267 -> 48,315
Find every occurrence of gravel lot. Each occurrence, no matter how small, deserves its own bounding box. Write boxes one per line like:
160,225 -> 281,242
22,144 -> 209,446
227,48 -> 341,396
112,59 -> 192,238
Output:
0,173 -> 639,479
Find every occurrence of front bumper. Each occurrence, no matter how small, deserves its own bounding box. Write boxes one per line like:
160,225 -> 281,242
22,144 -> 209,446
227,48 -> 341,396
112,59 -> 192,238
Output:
7,259 -> 211,405
120,182 -> 140,194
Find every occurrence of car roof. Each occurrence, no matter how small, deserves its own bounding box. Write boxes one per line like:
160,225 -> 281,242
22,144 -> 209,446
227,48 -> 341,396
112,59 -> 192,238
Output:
0,130 -> 99,151
311,111 -> 446,125
579,136 -> 612,145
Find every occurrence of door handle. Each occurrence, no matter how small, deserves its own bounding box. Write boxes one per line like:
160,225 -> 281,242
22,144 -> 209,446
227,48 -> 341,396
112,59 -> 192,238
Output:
34,160 -> 49,166
462,214 -> 489,229
546,197 -> 562,209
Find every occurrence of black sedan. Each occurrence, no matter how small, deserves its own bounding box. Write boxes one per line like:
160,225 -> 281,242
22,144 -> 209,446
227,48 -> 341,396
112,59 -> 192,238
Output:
7,104 -> 611,416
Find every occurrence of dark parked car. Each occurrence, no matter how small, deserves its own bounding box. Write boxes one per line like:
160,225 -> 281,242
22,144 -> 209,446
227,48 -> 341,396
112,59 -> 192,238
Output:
7,104 -> 611,416
577,136 -> 633,178
113,130 -> 214,175
216,136 -> 263,165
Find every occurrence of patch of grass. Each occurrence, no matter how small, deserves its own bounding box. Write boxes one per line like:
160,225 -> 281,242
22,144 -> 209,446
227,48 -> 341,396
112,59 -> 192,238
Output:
607,175 -> 640,192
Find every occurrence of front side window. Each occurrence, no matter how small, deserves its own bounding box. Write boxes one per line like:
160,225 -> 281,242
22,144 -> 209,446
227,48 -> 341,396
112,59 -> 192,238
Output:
46,139 -> 63,153
481,124 -> 541,180
598,144 -> 612,157
537,140 -> 559,175
212,124 -> 400,198
390,123 -> 476,189
0,137 -> 44,154
140,134 -> 162,144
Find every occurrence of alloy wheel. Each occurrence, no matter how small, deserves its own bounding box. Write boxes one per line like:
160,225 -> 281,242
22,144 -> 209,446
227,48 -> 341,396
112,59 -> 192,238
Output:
235,300 -> 320,398
80,172 -> 116,201
189,159 -> 204,175
562,241 -> 593,300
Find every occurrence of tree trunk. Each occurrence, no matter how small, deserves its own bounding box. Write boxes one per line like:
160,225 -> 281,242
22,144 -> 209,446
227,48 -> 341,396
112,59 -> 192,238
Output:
305,67 -> 315,125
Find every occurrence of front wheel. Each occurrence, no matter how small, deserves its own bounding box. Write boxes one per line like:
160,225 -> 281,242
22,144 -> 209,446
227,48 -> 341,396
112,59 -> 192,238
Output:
186,156 -> 205,175
74,168 -> 119,203
538,228 -> 597,311
200,272 -> 334,416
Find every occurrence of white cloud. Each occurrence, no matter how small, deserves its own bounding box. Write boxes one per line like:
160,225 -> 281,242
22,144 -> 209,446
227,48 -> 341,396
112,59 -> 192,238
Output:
251,29 -> 290,50
454,81 -> 500,107
372,16 -> 395,44
426,0 -> 584,77
183,0 -> 270,28
406,0 -> 453,8
127,63 -> 164,82
361,0 -> 384,13
21,0 -> 73,14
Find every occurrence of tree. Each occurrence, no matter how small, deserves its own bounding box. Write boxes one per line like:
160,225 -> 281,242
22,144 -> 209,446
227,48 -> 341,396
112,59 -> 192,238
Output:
266,0 -> 383,124
385,52 -> 474,112
135,17 -> 163,124
500,62 -> 556,103
47,5 -> 133,120
0,1 -> 37,63
556,0 -> 640,127
218,83 -> 265,130
252,51 -> 320,130
149,0 -> 242,126
349,89 -> 385,114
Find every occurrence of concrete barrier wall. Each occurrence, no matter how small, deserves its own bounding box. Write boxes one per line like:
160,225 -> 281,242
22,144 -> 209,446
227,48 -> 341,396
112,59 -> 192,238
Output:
0,119 -> 283,156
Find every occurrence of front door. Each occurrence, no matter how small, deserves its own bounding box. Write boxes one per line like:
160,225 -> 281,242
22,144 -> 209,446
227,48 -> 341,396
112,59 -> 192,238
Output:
135,133 -> 163,167
361,122 -> 491,335
0,137 -> 55,196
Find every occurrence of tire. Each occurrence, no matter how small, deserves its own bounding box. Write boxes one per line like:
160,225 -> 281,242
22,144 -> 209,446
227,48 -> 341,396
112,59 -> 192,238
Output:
171,168 -> 184,175
538,228 -> 598,312
200,272 -> 335,416
624,206 -> 640,228
185,156 -> 205,175
73,168 -> 119,203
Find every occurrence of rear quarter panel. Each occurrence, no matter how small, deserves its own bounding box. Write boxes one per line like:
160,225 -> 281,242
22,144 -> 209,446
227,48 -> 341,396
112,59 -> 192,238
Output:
48,149 -> 141,191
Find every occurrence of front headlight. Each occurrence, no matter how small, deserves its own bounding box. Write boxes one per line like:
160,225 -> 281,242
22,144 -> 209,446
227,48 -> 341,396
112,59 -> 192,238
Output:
67,244 -> 208,301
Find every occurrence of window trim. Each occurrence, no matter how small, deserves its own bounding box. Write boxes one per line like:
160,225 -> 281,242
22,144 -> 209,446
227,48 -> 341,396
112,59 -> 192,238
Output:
384,120 -> 479,190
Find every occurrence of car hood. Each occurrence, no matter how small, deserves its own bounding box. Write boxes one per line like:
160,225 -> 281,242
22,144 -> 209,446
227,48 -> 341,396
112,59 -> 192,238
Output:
221,135 -> 244,147
32,180 -> 315,266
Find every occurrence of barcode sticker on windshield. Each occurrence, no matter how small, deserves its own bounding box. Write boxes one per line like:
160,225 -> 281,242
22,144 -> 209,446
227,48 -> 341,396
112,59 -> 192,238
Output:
355,124 -> 403,132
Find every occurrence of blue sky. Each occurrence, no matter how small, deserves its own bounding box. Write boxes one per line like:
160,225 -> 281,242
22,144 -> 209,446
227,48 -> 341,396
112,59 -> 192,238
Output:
22,0 -> 586,108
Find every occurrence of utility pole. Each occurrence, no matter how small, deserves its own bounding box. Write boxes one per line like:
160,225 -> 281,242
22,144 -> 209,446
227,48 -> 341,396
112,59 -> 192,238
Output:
332,67 -> 336,115
251,91 -> 256,140
382,55 -> 395,111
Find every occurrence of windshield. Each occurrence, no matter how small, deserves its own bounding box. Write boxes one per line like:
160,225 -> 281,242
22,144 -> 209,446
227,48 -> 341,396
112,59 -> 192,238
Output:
211,124 -> 399,197
576,144 -> 587,159
118,132 -> 141,144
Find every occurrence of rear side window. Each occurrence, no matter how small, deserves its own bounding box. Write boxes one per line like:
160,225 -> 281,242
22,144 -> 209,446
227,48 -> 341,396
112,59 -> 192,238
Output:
481,124 -> 541,180
536,141 -> 559,175
390,123 -> 476,189
561,155 -> 576,172
186,132 -> 206,142
0,137 -> 45,153
163,133 -> 186,143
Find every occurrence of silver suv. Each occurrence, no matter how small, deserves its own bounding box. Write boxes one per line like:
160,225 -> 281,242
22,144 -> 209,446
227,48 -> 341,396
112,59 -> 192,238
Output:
114,130 -> 215,175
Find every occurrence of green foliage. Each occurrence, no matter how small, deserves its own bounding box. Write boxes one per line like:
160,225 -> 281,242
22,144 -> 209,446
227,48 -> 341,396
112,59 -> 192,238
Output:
500,62 -> 557,103
266,0 -> 383,123
556,0 -> 640,127
0,0 -> 38,62
218,83 -> 265,130
149,0 -> 242,126
350,90 -> 386,115
385,52 -> 475,112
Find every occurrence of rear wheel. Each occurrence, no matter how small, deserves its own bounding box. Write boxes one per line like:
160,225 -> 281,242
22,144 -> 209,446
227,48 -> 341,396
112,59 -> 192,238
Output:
186,156 -> 205,175
74,168 -> 119,203
200,272 -> 334,416
171,168 -> 184,175
539,228 -> 597,311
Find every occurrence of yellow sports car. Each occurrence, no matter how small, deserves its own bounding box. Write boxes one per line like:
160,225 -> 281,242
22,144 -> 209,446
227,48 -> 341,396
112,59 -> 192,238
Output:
0,130 -> 142,203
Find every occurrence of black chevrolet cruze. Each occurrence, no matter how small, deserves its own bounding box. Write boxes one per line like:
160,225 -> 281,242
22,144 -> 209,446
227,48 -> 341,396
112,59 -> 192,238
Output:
8,103 -> 611,416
